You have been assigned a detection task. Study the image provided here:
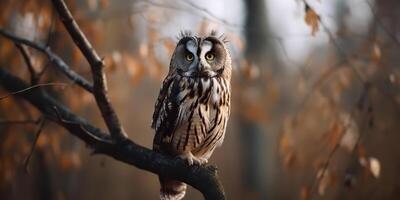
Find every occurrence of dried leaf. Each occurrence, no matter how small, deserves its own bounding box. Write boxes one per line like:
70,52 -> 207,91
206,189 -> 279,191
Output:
371,42 -> 381,64
339,113 -> 359,152
304,4 -> 320,36
389,73 -> 396,84
317,168 -> 328,195
317,168 -> 336,196
369,157 -> 380,178
325,121 -> 342,149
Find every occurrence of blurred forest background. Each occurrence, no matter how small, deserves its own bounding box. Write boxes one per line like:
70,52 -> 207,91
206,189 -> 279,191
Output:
0,0 -> 400,199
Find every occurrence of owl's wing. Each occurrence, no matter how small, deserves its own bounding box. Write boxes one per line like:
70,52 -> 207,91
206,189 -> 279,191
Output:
151,75 -> 180,135
152,76 -> 181,151
152,75 -> 172,129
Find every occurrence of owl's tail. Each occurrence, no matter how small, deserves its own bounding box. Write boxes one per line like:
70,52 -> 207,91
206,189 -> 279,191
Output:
159,177 -> 187,200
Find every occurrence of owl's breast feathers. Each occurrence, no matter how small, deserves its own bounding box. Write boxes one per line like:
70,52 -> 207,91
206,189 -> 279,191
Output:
152,75 -> 230,157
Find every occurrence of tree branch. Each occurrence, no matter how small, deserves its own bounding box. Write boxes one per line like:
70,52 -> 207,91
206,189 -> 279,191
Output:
0,119 -> 40,125
0,1 -> 226,198
24,117 -> 46,173
0,82 -> 70,100
15,43 -> 37,84
51,0 -> 126,139
0,67 -> 225,199
0,28 -> 93,93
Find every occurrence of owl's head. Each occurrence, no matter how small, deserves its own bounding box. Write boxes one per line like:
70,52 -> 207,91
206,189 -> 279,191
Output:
170,32 -> 231,80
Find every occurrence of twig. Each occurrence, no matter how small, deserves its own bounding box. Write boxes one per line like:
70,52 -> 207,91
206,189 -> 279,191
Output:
51,0 -> 127,139
37,8 -> 57,82
309,83 -> 370,198
0,82 -> 70,100
23,117 -> 45,173
52,106 -> 112,144
137,0 -> 240,28
179,0 -> 239,27
302,0 -> 366,84
366,1 -> 400,47
0,119 -> 40,125
15,44 -> 38,84
0,28 -> 93,93
293,59 -> 347,124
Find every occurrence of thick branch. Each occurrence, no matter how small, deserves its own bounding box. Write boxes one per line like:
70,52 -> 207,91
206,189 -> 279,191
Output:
0,28 -> 93,93
0,67 -> 225,200
51,0 -> 127,139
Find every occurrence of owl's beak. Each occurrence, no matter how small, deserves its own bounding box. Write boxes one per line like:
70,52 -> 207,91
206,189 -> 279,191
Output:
197,63 -> 211,77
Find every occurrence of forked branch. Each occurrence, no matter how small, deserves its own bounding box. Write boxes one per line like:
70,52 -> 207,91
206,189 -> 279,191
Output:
0,0 -> 226,199
51,0 -> 127,140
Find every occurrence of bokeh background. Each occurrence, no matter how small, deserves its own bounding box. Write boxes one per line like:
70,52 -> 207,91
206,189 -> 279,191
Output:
1,0 -> 400,199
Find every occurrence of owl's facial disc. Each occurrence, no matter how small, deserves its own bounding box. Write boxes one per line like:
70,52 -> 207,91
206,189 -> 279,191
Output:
176,36 -> 225,78
179,38 -> 223,78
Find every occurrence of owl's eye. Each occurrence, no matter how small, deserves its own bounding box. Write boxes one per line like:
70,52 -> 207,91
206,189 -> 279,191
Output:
205,53 -> 215,61
185,53 -> 194,61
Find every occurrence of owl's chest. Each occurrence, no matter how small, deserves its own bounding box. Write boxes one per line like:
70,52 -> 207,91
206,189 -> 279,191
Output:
165,77 -> 230,153
178,78 -> 228,122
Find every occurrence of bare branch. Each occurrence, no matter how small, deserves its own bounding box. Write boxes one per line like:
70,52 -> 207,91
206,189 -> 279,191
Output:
0,28 -> 93,93
366,1 -> 400,47
0,119 -> 40,125
24,117 -> 46,173
309,83 -> 371,198
0,67 -> 225,200
0,82 -> 70,100
302,1 -> 366,84
180,0 -> 238,27
15,44 -> 38,84
37,8 -> 57,82
293,59 -> 347,124
51,0 -> 127,139
0,1 -> 226,198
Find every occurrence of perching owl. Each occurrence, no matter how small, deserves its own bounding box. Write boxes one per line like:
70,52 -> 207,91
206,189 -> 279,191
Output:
151,31 -> 231,200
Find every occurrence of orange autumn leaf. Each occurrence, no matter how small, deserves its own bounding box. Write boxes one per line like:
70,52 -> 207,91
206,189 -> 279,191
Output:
304,4 -> 320,36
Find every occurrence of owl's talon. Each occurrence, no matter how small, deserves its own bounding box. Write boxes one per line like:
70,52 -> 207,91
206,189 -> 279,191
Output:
179,152 -> 206,166
198,158 -> 208,165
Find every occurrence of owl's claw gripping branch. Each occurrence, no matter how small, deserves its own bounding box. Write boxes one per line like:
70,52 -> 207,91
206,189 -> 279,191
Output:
179,152 -> 208,166
0,0 -> 226,199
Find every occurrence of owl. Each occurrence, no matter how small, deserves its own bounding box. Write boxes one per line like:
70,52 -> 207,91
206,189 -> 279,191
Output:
151,31 -> 232,200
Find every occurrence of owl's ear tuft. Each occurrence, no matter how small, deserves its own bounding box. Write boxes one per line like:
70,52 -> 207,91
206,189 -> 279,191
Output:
178,30 -> 193,40
219,33 -> 229,44
210,30 -> 229,44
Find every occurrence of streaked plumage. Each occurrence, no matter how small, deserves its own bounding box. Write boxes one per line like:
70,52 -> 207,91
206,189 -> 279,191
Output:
151,31 -> 232,200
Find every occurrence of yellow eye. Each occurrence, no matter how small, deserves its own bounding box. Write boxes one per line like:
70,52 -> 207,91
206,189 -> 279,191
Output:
205,53 -> 215,61
185,53 -> 194,61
